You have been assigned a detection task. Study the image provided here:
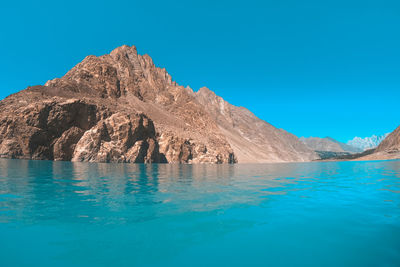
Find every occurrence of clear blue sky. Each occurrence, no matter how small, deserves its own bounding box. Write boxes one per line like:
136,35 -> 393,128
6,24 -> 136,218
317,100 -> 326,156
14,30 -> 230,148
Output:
1,0 -> 399,142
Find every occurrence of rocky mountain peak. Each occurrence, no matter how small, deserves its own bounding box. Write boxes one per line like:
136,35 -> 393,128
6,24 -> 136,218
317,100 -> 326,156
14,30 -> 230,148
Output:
197,86 -> 214,96
109,44 -> 138,57
0,44 -> 322,163
44,45 -> 175,101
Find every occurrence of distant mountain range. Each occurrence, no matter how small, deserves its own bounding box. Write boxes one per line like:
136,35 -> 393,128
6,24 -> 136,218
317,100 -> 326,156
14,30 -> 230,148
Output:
301,134 -> 393,154
300,136 -> 362,159
347,134 -> 389,151
300,131 -> 400,161
353,127 -> 400,161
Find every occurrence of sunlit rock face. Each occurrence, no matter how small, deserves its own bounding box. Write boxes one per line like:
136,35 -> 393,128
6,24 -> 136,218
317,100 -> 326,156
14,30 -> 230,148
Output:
195,87 -> 318,163
376,126 -> 400,153
0,45 -> 318,163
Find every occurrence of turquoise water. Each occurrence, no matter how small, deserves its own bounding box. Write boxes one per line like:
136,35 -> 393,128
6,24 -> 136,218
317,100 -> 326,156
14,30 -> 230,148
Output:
0,159 -> 399,266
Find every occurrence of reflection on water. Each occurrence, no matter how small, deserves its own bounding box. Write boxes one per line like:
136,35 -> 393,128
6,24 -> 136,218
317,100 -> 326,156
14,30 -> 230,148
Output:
0,160 -> 288,224
0,159 -> 400,266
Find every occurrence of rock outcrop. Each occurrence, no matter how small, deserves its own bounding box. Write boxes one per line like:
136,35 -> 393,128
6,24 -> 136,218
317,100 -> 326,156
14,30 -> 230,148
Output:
0,98 -> 109,160
71,113 -> 163,163
0,45 -> 318,163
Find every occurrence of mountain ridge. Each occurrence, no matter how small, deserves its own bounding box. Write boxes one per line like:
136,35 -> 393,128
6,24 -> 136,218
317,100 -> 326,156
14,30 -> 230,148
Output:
196,87 -> 317,163
347,134 -> 389,151
300,136 -> 361,154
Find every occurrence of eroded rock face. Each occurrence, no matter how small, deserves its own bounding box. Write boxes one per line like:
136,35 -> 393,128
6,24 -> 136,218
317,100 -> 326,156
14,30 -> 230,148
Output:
0,98 -> 109,160
72,113 -> 164,163
53,127 -> 85,161
158,134 -> 235,163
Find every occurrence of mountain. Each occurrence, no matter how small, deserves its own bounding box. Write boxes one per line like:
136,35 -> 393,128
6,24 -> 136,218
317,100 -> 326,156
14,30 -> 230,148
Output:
353,126 -> 400,161
326,137 -> 363,153
0,45 -> 317,163
347,134 -> 389,151
196,88 -> 317,163
300,137 -> 362,153
301,133 -> 399,162
376,126 -> 400,153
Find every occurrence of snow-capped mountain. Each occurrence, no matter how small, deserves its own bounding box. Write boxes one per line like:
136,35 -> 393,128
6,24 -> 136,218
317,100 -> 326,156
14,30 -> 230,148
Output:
347,134 -> 389,151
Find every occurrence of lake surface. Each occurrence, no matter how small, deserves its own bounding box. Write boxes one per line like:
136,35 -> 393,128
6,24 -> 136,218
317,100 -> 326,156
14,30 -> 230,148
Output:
0,159 -> 399,266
